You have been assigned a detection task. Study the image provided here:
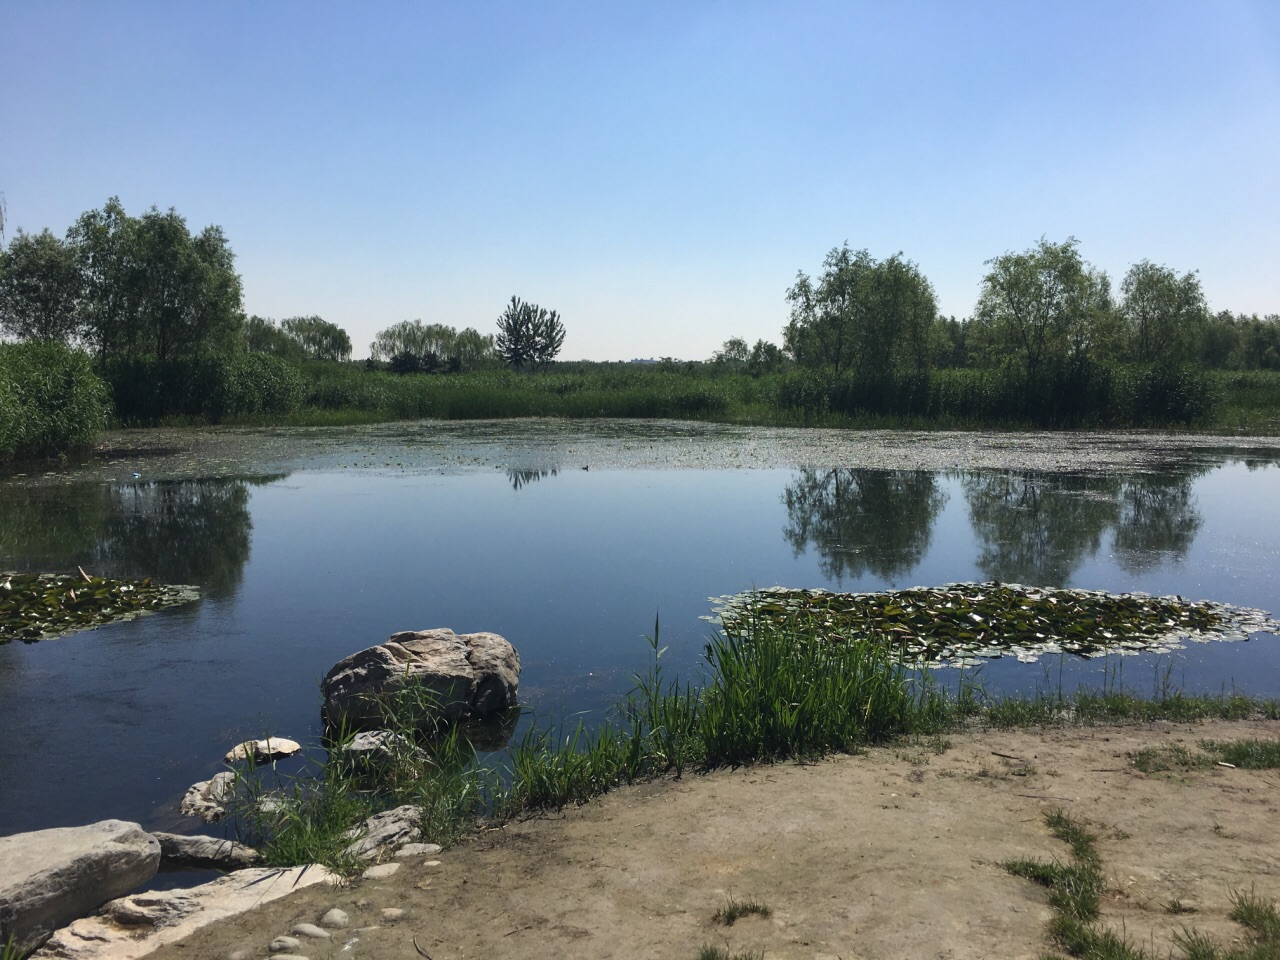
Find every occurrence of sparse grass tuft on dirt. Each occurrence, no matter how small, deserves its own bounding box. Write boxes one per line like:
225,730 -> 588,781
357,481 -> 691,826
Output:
713,896 -> 772,926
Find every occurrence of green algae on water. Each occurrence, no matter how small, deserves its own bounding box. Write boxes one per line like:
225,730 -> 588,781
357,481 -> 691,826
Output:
710,582 -> 1280,668
0,571 -> 199,643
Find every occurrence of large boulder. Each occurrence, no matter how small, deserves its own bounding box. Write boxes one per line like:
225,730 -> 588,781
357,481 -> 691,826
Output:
0,820 -> 160,955
321,628 -> 519,731
152,833 -> 261,871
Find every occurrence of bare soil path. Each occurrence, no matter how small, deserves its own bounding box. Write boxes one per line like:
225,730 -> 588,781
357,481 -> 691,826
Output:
147,719 -> 1280,960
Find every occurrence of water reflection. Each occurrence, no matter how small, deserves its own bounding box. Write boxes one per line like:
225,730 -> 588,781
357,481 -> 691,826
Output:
506,467 -> 559,491
783,469 -> 947,583
0,477 -> 279,598
963,470 -> 1206,584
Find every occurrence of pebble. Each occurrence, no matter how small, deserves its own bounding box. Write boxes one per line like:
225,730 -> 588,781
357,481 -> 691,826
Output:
228,950 -> 252,960
320,907 -> 350,929
395,842 -> 442,858
291,923 -> 331,939
268,935 -> 301,953
381,908 -> 405,922
422,860 -> 442,867
362,862 -> 401,880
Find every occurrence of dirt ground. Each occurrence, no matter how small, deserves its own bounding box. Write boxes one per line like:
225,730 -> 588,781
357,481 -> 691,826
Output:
149,719 -> 1280,960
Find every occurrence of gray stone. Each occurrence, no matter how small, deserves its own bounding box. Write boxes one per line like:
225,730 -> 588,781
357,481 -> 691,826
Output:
321,629 -> 519,730
0,819 -> 160,954
343,805 -> 420,861
380,908 -> 405,922
153,833 -> 261,870
341,729 -> 416,767
179,771 -> 238,822
361,863 -> 400,880
223,737 -> 302,764
394,842 -> 442,858
269,935 -> 301,953
291,923 -> 330,939
319,907 -> 349,929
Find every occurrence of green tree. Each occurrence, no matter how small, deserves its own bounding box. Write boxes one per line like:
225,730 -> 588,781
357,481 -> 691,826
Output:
280,315 -> 352,362
1119,261 -> 1208,366
711,336 -> 750,366
746,338 -> 788,376
783,245 -> 937,377
245,315 -> 305,360
0,228 -> 83,342
971,237 -> 1113,373
495,296 -> 565,370
369,320 -> 495,371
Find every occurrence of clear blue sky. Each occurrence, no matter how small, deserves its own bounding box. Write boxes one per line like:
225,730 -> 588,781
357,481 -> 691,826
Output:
4,1 -> 1278,360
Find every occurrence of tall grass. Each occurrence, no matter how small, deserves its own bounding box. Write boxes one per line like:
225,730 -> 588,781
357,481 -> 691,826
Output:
0,340 -> 109,461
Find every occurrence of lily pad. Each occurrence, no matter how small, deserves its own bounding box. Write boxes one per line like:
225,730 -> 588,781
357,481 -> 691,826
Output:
0,571 -> 200,644
709,582 -> 1280,667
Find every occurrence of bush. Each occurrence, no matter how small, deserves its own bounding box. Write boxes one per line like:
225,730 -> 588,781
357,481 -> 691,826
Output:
102,354 -> 304,423
0,340 -> 110,460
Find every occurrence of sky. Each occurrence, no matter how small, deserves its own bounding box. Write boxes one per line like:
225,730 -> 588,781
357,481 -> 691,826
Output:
3,1 -> 1278,361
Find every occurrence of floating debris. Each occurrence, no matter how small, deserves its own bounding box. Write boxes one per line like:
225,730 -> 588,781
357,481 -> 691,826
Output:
0,571 -> 199,644
709,582 -> 1280,667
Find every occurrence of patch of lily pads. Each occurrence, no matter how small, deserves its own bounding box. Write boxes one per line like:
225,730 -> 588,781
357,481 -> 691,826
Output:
710,582 -> 1280,668
0,571 -> 199,644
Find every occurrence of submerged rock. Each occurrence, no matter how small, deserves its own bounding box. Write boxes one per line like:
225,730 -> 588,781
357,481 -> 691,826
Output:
0,819 -> 160,955
321,628 -> 519,731
152,833 -> 261,871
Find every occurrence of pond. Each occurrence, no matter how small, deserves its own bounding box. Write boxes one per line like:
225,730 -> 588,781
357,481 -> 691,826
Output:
2,421 -> 1280,838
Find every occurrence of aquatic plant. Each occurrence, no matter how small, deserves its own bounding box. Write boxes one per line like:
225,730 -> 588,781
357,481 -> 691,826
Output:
712,583 -> 1280,667
0,571 -> 198,643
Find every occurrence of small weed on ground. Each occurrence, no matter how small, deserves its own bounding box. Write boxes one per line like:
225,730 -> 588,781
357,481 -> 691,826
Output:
698,946 -> 764,960
714,896 -> 773,926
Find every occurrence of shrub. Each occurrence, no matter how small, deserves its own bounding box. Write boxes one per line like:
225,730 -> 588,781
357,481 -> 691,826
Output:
0,340 -> 110,460
102,354 -> 304,423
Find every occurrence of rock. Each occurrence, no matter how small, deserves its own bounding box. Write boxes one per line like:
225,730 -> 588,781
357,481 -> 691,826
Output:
340,729 -> 416,768
321,629 -> 519,731
269,935 -> 301,953
394,842 -> 442,858
290,923 -> 330,939
179,771 -> 238,822
223,737 -> 301,764
343,805 -> 420,861
319,908 -> 349,929
32,866 -> 337,960
380,908 -> 404,922
102,891 -> 198,928
361,863 -> 400,880
153,833 -> 261,870
0,819 -> 160,955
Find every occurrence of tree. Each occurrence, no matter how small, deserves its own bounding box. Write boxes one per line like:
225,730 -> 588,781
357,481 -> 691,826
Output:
1119,261 -> 1208,366
783,245 -> 937,378
746,339 -> 787,376
245,315 -> 305,360
369,319 -> 495,371
495,296 -> 565,370
280,315 -> 352,362
0,228 -> 83,342
66,198 -> 244,361
711,337 -> 749,366
970,237 -> 1113,374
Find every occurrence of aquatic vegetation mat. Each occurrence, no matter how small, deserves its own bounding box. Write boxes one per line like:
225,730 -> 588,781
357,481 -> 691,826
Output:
0,571 -> 199,643
711,582 -> 1280,667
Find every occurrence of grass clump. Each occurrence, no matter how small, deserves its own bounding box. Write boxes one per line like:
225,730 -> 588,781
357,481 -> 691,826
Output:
697,947 -> 764,960
1203,739 -> 1280,770
714,896 -> 772,926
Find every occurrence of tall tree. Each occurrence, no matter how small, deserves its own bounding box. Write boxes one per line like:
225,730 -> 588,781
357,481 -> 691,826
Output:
971,237 -> 1113,373
495,296 -> 565,370
280,315 -> 352,362
0,229 -> 83,342
783,245 -> 937,378
1119,261 -> 1208,366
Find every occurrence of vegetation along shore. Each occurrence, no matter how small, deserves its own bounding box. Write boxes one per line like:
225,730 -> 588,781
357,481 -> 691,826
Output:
3,199 -> 1280,464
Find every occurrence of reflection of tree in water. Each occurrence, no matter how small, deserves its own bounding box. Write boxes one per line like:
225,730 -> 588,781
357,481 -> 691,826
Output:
506,467 -> 558,491
0,477 -> 278,599
783,469 -> 947,583
963,470 -> 1205,584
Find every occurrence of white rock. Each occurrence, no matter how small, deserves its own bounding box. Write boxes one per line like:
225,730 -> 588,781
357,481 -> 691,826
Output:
290,923 -> 330,939
343,805 -> 420,860
319,908 -> 349,929
380,908 -> 404,922
269,934 -> 301,952
393,843 -> 442,858
361,863 -> 400,880
103,891 -> 197,928
31,865 -> 338,960
0,820 -> 160,955
224,737 -> 302,764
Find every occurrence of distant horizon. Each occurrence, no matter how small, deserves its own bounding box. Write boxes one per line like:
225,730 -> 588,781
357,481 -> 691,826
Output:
4,2 -> 1277,361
